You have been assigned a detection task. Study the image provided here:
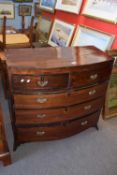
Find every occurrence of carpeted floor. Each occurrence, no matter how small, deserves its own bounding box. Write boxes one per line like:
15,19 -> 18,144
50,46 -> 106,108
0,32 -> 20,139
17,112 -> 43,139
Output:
0,78 -> 117,175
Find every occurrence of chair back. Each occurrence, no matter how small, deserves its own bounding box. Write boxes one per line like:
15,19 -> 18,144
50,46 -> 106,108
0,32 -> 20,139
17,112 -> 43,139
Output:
29,16 -> 34,47
2,16 -> 6,49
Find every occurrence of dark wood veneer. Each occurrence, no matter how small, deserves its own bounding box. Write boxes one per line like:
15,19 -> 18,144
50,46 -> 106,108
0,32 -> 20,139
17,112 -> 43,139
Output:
5,46 -> 114,150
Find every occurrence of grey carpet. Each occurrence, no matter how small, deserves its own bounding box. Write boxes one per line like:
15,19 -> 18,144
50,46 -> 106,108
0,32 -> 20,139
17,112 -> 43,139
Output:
0,77 -> 117,175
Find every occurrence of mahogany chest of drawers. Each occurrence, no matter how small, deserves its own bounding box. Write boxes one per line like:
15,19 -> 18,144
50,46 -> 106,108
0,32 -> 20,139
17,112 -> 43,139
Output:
5,46 -> 114,149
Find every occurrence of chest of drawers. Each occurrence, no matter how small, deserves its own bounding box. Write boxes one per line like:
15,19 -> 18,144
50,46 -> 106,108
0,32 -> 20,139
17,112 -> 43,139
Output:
6,46 -> 114,150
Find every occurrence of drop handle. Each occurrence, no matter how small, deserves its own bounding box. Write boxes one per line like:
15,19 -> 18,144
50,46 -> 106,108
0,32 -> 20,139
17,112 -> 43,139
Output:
36,131 -> 45,136
37,80 -> 48,87
89,89 -> 96,96
37,98 -> 47,104
81,121 -> 88,126
36,114 -> 46,119
84,105 -> 92,110
90,74 -> 98,80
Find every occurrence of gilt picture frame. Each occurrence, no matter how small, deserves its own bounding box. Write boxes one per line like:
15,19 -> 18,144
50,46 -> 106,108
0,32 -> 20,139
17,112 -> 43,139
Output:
19,5 -> 32,16
56,0 -> 83,14
82,0 -> 117,23
72,25 -> 115,51
48,19 -> 75,47
39,0 -> 57,13
0,2 -> 15,19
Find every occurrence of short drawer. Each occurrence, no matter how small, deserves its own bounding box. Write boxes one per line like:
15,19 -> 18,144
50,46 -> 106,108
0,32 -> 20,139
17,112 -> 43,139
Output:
14,82 -> 107,109
16,111 -> 100,142
15,98 -> 103,125
72,66 -> 112,88
12,73 -> 69,92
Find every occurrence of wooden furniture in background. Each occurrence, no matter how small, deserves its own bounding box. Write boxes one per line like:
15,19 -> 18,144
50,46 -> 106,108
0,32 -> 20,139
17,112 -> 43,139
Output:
103,50 -> 117,119
5,46 -> 114,150
0,16 -> 34,50
0,105 -> 11,166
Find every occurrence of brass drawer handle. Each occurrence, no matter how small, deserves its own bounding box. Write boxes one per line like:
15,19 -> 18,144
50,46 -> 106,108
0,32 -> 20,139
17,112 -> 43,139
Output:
84,105 -> 92,110
89,89 -> 96,96
81,121 -> 88,126
36,131 -> 45,136
37,80 -> 48,87
37,114 -> 46,119
37,98 -> 47,104
90,74 -> 98,80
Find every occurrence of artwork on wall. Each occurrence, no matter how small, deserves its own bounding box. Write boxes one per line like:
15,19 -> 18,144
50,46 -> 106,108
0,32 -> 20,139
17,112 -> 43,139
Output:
56,0 -> 83,14
19,5 -> 32,16
82,0 -> 117,23
35,3 -> 42,17
39,0 -> 57,13
48,19 -> 75,47
72,25 -> 115,51
36,16 -> 53,43
0,2 -> 15,19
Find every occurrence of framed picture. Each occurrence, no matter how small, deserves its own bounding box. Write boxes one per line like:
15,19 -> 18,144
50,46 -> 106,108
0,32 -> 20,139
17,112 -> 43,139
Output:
82,0 -> 117,23
48,19 -> 75,47
56,0 -> 83,14
35,3 -> 42,17
72,25 -> 115,51
0,2 -> 15,19
19,5 -> 32,16
35,16 -> 53,44
103,69 -> 117,119
39,0 -> 57,13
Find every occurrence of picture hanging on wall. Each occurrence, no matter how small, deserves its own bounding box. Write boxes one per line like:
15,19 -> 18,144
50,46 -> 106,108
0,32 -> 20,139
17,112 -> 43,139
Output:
82,0 -> 117,23
19,5 -> 32,16
35,3 -> 42,17
0,2 -> 15,19
48,19 -> 75,47
72,25 -> 115,51
39,0 -> 57,13
56,0 -> 83,14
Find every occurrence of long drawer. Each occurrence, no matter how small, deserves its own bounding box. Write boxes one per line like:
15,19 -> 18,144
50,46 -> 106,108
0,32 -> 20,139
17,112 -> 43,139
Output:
16,111 -> 100,142
14,82 -> 107,109
15,98 -> 103,125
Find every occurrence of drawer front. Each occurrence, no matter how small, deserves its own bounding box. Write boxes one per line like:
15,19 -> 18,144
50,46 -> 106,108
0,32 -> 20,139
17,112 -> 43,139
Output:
12,73 -> 69,92
72,67 -> 111,88
16,111 -> 100,142
15,98 -> 103,125
14,82 -> 107,109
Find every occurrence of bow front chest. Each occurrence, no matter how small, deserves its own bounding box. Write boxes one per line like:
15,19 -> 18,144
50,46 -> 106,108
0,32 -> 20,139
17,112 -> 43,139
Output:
6,46 -> 114,149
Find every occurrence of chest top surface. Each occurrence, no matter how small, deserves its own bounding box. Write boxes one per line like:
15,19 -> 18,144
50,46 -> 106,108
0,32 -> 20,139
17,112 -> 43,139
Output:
5,46 -> 113,69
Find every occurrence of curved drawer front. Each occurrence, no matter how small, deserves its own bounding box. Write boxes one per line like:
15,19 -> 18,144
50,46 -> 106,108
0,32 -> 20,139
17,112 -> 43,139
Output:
12,73 -> 69,92
15,98 -> 103,125
16,111 -> 100,142
72,66 -> 111,88
14,82 -> 107,109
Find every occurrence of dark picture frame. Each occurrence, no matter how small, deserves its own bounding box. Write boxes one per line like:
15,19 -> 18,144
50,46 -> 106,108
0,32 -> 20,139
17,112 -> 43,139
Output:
19,5 -> 32,16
